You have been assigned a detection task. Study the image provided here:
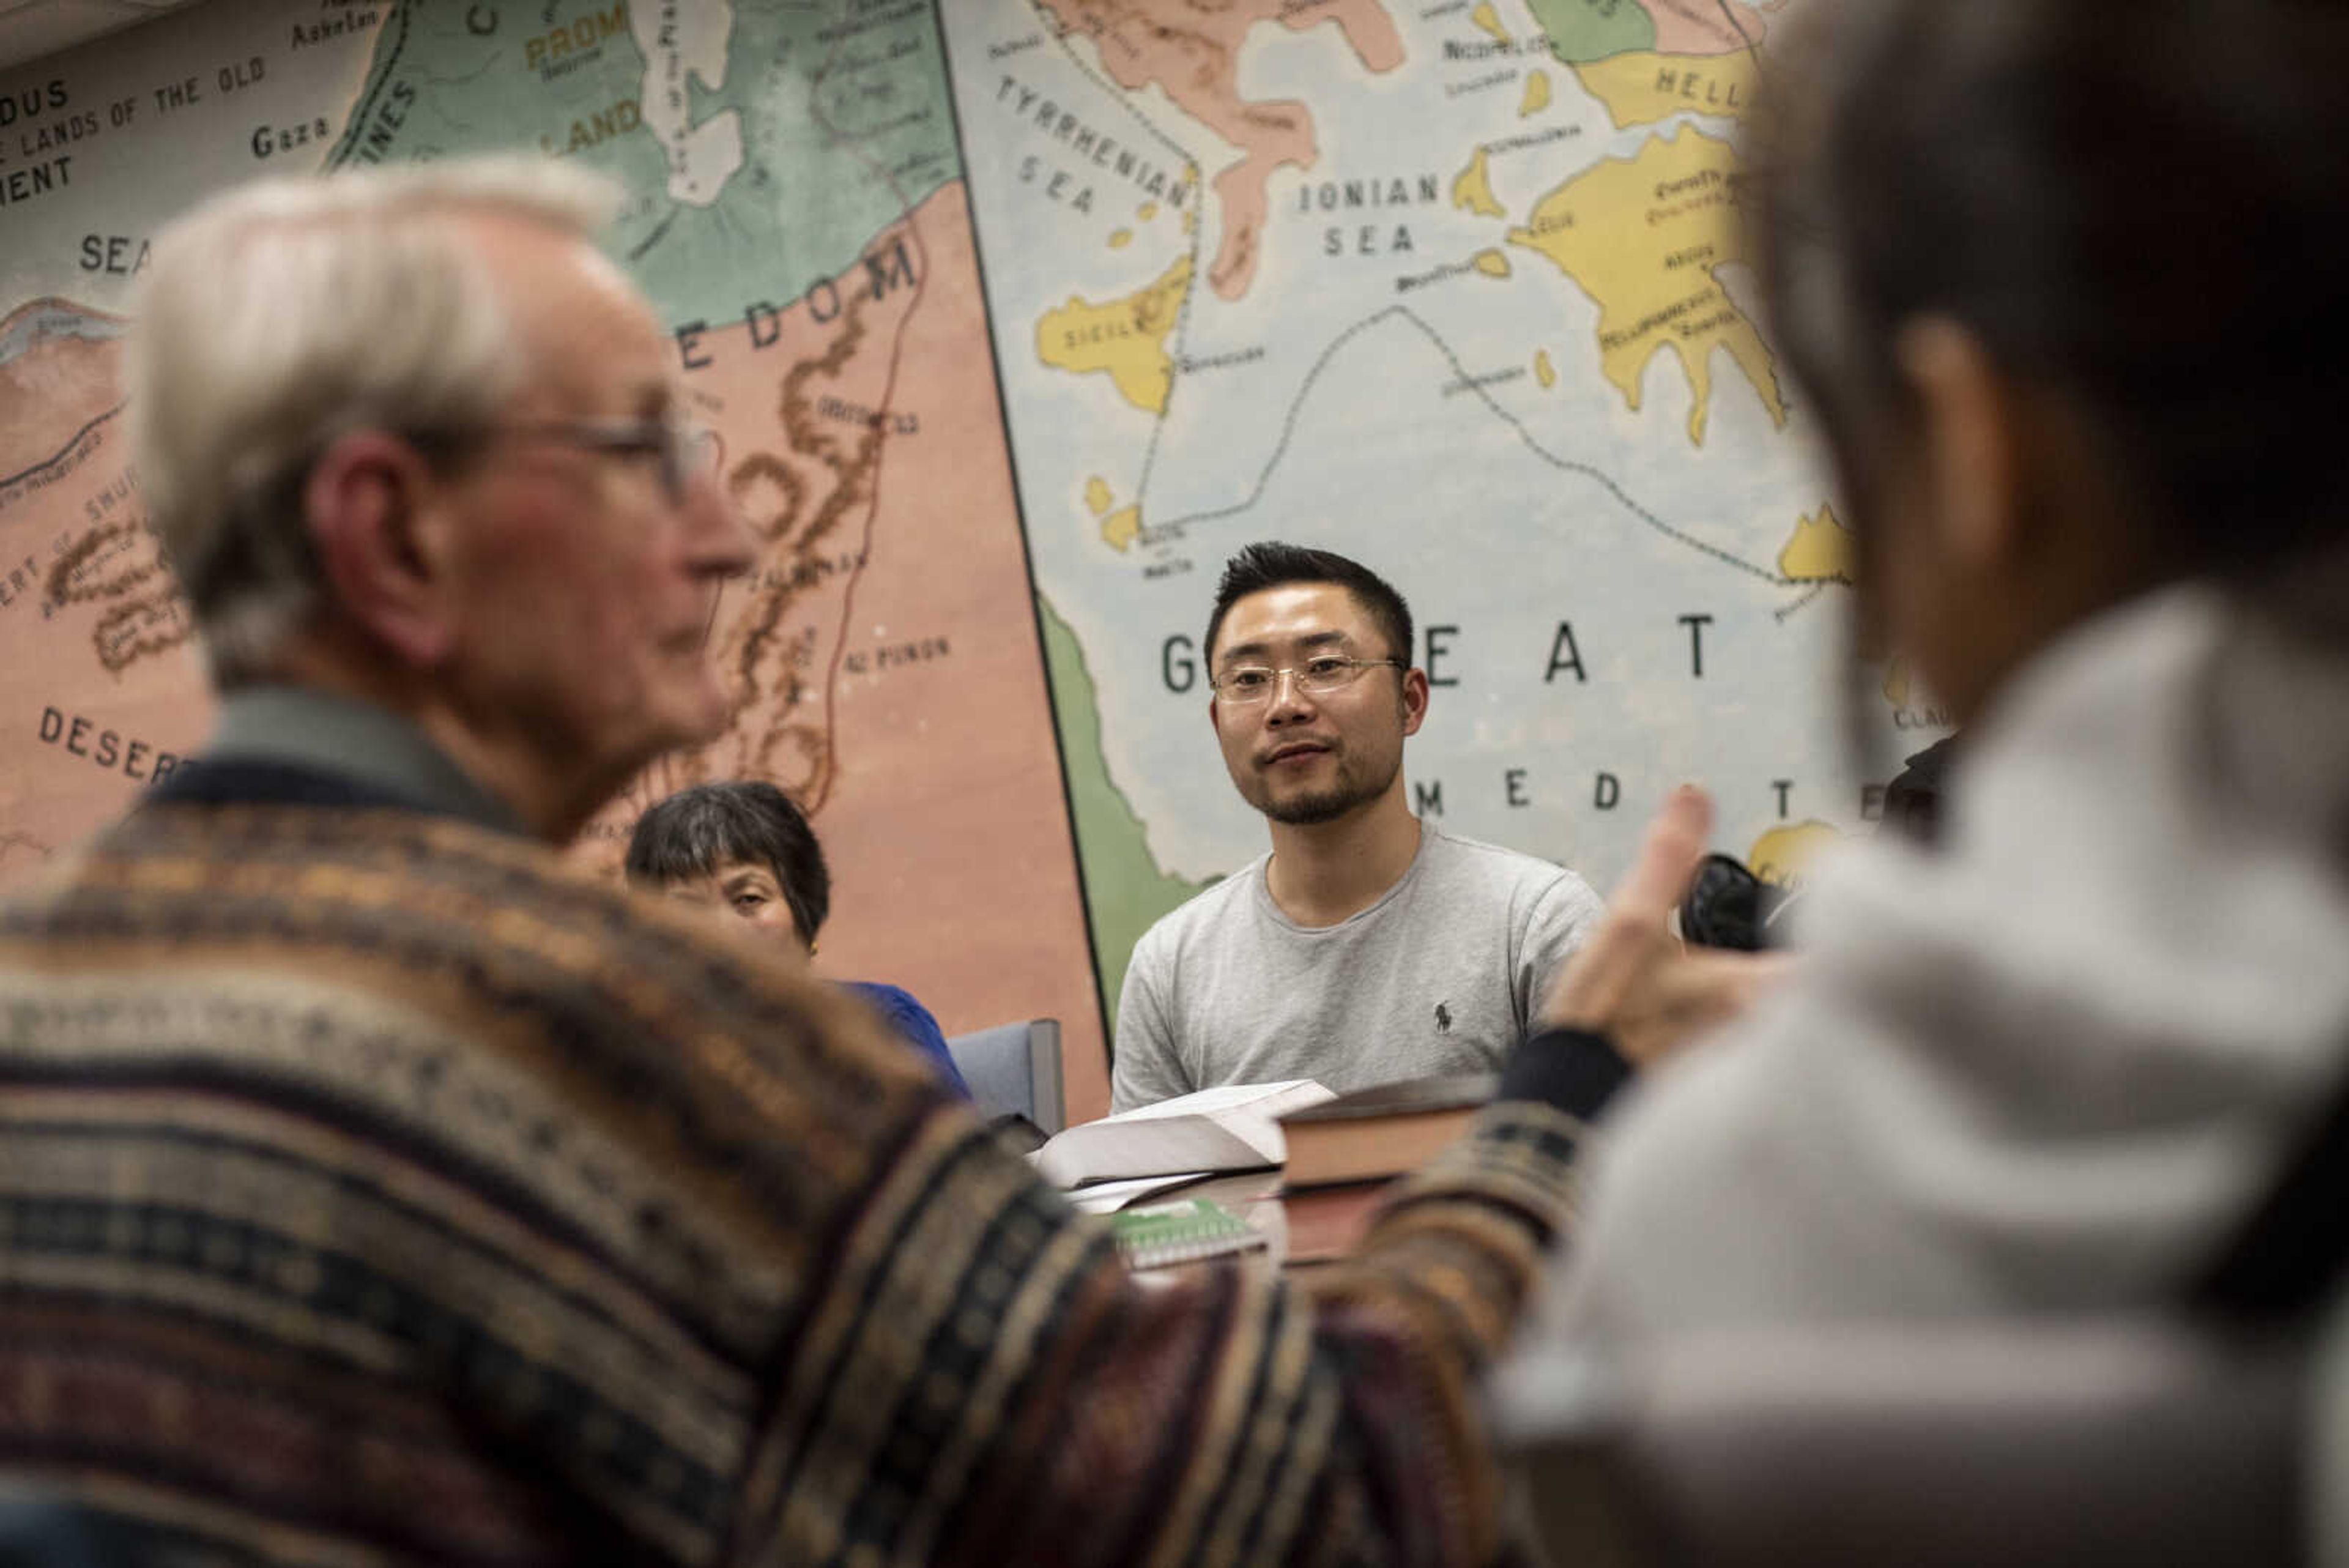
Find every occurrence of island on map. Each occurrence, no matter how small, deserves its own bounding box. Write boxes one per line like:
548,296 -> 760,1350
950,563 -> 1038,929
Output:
1507,125 -> 1786,444
628,0 -> 743,207
1749,819 -> 1840,887
1035,255 -> 1193,415
1452,145 -> 1504,218
1031,0 -> 1405,300
1778,504 -> 1853,584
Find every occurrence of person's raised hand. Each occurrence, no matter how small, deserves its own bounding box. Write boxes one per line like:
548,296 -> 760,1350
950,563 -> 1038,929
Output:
1538,786 -> 1792,1067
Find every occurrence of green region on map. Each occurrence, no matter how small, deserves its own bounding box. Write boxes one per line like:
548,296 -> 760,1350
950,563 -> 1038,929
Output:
1523,0 -> 1657,62
330,0 -> 959,329
1039,596 -> 1206,1038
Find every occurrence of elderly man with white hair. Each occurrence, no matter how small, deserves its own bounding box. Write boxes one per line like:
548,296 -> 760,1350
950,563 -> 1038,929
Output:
0,159 -> 1647,1567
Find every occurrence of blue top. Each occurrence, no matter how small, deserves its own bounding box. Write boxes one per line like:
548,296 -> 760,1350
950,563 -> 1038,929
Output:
844,981 -> 971,1098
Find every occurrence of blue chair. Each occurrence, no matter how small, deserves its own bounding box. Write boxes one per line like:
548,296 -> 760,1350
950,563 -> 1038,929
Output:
0,1485 -> 151,1565
945,1019 -> 1066,1134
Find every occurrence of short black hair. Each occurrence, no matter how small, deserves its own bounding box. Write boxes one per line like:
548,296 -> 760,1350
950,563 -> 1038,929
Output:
1752,0 -> 2349,584
1204,542 -> 1413,667
623,781 -> 831,945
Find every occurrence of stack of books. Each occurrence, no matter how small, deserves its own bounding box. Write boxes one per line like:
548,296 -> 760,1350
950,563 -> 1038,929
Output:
1029,1074 -> 1495,1266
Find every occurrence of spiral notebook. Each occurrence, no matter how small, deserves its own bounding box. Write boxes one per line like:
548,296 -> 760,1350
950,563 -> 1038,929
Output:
1110,1197 -> 1267,1271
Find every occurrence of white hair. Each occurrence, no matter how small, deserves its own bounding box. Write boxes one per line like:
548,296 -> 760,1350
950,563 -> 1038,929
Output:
127,156 -> 625,683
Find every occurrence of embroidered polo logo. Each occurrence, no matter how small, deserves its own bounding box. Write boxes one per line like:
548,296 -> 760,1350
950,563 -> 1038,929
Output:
1434,1002 -> 1452,1033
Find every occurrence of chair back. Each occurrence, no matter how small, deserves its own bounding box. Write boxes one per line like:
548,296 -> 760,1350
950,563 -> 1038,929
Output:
0,1484 -> 153,1566
946,1019 -> 1066,1134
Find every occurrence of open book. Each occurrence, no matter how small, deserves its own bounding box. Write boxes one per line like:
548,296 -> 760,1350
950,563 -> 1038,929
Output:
1031,1080 -> 1336,1189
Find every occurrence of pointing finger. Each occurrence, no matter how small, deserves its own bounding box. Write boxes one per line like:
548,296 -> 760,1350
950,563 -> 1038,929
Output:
1608,785 -> 1713,927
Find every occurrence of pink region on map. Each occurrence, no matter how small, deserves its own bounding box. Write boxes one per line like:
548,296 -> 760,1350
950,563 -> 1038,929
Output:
581,183 -> 1111,1116
1036,0 -> 1406,300
1639,0 -> 1775,56
0,301 -> 212,884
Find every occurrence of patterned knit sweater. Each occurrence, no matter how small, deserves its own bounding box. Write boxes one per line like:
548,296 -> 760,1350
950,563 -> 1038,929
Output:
0,799 -> 1592,1567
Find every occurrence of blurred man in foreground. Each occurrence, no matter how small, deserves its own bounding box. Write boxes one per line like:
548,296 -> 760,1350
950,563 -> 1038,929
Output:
0,159 -> 1630,1566
1521,0 -> 2349,1348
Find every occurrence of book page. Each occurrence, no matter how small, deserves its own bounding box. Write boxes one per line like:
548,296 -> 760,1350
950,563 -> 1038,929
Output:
1108,1080 -> 1334,1124
1031,1080 -> 1339,1187
1033,1118 -> 1275,1187
1064,1172 -> 1216,1214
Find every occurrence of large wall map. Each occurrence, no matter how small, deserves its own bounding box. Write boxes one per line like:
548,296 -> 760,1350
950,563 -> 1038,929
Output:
0,0 -> 1942,1118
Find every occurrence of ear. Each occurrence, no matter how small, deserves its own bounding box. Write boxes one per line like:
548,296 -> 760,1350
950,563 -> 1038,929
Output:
302,430 -> 461,668
1893,317 -> 2027,573
1399,665 -> 1429,737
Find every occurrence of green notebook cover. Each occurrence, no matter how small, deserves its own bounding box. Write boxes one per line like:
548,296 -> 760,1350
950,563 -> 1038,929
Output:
1110,1197 -> 1267,1270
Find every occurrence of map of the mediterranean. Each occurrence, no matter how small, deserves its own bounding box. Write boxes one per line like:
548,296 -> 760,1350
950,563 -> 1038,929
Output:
0,0 -> 1942,1118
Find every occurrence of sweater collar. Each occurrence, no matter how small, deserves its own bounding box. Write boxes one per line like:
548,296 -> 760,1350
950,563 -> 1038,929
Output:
204,685 -> 526,836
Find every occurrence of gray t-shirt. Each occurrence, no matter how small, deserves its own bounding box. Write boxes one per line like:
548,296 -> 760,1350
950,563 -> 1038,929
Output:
1110,823 -> 1603,1110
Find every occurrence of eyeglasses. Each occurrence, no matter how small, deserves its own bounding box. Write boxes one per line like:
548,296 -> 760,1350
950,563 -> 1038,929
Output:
427,418 -> 721,503
1209,655 -> 1406,703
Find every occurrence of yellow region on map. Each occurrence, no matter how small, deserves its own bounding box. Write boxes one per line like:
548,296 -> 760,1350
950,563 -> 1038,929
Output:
1574,50 -> 1756,129
1085,476 -> 1114,517
1102,505 -> 1143,552
1778,503 -> 1854,582
1138,201 -> 1159,221
1452,146 -> 1504,218
1036,255 -> 1193,415
1750,820 -> 1841,887
1108,228 -> 1133,250
1507,127 -> 1786,444
1473,248 -> 1512,278
1520,70 -> 1552,117
1471,2 -> 1509,43
1534,347 -> 1556,387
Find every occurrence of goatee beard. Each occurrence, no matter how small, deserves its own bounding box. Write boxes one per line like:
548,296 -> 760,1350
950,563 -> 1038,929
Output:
1262,788 -> 1364,826
1257,755 -> 1400,826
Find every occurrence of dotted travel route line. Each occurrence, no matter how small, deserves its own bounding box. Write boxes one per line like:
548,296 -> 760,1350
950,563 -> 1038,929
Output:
1025,0 -> 1204,507
992,4 -> 1818,602
1151,301 -> 1797,589
1773,581 -> 1830,622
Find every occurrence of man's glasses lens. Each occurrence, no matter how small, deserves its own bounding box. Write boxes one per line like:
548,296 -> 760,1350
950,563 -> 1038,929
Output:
1215,656 -> 1395,701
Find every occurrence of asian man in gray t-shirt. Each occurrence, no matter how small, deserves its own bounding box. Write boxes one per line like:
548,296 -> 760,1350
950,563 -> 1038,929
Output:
1110,543 -> 1601,1111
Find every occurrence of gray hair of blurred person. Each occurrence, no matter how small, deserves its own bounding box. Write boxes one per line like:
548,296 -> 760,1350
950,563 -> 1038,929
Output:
127,157 -> 626,684
1749,0 -> 2349,629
